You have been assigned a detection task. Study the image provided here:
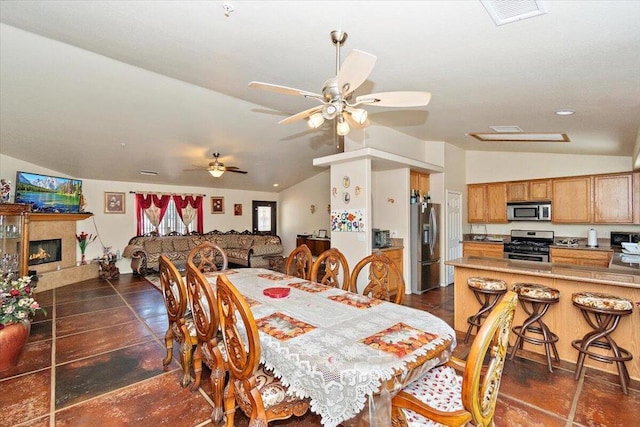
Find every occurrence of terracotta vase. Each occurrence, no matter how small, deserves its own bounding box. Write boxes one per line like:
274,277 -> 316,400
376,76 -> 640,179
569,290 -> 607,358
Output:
0,321 -> 31,372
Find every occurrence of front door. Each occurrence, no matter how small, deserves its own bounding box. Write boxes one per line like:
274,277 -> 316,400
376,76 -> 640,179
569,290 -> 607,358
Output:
252,201 -> 277,235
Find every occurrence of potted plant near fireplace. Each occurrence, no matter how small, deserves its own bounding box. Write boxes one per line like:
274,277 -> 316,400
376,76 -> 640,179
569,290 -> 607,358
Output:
0,274 -> 46,371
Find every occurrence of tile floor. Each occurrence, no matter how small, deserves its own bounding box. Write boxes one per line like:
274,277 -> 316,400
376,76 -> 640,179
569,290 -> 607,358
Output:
2,273 -> 638,426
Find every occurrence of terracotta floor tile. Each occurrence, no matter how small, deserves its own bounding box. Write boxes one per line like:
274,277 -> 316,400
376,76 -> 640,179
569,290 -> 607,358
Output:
574,375 -> 640,426
55,320 -> 154,364
120,288 -> 165,307
55,294 -> 126,318
493,395 -> 567,426
33,289 -> 54,307
55,305 -> 139,337
129,296 -> 170,319
143,313 -> 169,339
54,371 -> 213,426
32,305 -> 52,323
30,320 -> 53,342
0,339 -> 52,380
16,416 -> 50,427
500,357 -> 576,418
0,369 -> 51,426
55,340 -> 175,409
54,286 -> 117,304
110,281 -> 157,295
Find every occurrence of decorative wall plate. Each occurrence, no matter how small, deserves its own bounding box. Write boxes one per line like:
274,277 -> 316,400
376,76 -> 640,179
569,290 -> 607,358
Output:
332,187 -> 338,197
342,176 -> 350,188
343,192 -> 351,204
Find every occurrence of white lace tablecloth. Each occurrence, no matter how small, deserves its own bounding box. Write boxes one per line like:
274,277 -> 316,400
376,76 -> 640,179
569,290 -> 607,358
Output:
208,268 -> 456,427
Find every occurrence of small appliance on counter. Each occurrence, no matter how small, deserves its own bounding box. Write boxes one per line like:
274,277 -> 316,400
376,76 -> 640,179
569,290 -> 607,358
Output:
610,231 -> 640,247
372,228 -> 391,249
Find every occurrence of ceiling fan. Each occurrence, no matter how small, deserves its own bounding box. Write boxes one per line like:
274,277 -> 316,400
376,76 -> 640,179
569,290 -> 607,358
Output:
249,30 -> 431,136
186,152 -> 248,177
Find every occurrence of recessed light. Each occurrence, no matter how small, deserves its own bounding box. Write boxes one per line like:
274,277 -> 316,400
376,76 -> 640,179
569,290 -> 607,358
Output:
140,170 -> 158,176
555,109 -> 575,116
273,183 -> 279,187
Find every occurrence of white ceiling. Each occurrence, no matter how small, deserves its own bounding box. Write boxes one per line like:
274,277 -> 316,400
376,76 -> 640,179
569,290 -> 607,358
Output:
1,1 -> 639,192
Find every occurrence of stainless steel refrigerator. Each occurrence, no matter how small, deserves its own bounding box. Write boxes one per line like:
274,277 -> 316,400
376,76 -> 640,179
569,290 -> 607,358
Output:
410,202 -> 440,294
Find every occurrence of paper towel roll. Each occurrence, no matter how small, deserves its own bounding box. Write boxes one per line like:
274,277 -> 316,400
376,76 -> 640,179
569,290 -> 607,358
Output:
587,229 -> 598,247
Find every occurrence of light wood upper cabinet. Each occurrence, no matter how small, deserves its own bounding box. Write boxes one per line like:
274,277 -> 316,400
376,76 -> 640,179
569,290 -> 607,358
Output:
529,179 -> 552,201
507,179 -> 552,202
552,176 -> 592,223
467,183 -> 507,223
410,171 -> 430,199
593,173 -> 634,223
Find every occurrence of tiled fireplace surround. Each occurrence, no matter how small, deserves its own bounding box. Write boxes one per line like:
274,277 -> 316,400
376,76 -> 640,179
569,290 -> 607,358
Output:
30,218 -> 98,293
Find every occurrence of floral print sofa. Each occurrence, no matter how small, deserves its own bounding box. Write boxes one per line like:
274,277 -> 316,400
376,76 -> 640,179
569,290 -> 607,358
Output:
122,230 -> 283,275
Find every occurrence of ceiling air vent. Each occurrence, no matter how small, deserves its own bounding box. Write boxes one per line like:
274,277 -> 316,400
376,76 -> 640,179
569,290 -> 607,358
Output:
469,132 -> 570,142
480,0 -> 547,26
490,125 -> 523,133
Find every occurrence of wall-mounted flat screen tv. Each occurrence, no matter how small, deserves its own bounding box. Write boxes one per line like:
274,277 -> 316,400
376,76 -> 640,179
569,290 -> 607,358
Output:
14,171 -> 83,214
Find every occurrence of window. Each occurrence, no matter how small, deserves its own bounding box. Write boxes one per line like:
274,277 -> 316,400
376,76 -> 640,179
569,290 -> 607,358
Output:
140,199 -> 189,235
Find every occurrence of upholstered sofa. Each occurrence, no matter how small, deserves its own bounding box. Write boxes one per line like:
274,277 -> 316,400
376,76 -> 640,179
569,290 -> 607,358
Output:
122,230 -> 283,275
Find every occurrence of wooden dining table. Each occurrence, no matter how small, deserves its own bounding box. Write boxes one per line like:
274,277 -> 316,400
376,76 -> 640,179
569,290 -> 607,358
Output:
205,268 -> 456,427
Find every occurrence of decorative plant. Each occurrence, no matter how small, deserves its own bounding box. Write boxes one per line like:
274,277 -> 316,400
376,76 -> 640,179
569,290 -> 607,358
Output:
76,232 -> 97,255
0,275 -> 45,328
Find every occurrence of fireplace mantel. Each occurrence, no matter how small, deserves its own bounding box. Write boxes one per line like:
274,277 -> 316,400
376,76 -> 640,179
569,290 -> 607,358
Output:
30,213 -> 93,222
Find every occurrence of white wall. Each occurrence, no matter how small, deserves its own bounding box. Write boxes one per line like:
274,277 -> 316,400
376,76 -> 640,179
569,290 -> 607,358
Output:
1,154 -> 278,273
279,170 -> 331,255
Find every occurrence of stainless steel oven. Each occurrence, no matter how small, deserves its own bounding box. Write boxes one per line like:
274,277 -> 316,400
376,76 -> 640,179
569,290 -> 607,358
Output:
503,230 -> 554,263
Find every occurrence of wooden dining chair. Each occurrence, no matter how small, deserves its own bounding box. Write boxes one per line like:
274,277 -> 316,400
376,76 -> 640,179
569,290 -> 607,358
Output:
158,255 -> 197,388
185,260 -> 226,424
350,252 -> 406,304
187,241 -> 228,273
310,248 -> 350,290
391,291 -> 518,427
216,274 -> 310,426
284,244 -> 313,280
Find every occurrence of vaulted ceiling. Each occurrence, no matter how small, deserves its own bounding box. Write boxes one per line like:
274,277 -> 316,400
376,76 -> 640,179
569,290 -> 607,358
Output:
1,1 -> 639,191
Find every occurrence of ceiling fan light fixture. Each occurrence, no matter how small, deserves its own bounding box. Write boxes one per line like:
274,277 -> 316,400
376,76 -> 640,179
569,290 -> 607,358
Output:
336,116 -> 350,136
348,107 -> 368,125
209,166 -> 225,178
321,103 -> 338,120
308,112 -> 325,129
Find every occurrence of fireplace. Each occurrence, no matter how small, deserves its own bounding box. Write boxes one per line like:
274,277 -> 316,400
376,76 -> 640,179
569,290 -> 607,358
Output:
29,238 -> 62,266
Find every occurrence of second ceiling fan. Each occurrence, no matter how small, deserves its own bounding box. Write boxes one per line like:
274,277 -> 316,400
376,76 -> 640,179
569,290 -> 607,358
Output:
249,30 -> 431,136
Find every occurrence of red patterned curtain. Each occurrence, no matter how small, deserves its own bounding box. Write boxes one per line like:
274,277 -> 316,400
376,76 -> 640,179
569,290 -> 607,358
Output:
173,195 -> 203,233
135,193 -> 171,235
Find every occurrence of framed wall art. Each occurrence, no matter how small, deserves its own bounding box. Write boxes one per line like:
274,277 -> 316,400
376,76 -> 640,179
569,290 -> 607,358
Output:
104,192 -> 126,214
211,196 -> 225,214
234,203 -> 243,216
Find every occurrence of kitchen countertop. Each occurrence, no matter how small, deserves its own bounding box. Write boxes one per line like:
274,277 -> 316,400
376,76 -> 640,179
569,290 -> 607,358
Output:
446,256 -> 640,288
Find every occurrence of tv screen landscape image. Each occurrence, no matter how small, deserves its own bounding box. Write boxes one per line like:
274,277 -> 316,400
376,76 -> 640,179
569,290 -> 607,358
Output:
15,171 -> 83,214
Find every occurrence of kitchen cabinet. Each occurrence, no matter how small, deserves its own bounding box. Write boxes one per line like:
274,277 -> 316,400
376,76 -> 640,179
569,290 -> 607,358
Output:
551,176 -> 592,223
593,173 -> 634,223
0,203 -> 31,277
550,248 -> 612,268
508,179 -> 552,202
463,242 -> 504,259
296,235 -> 331,257
379,247 -> 403,296
410,171 -> 430,199
467,183 -> 507,223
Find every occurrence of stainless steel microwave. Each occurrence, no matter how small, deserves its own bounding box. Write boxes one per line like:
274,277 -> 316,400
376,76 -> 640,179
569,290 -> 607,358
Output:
507,202 -> 551,221
610,231 -> 640,247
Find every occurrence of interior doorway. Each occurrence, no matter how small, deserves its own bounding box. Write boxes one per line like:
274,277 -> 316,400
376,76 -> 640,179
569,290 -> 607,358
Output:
445,190 -> 462,285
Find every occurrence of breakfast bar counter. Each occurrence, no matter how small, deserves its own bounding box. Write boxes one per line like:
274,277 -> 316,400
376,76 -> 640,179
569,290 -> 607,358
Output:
446,256 -> 639,381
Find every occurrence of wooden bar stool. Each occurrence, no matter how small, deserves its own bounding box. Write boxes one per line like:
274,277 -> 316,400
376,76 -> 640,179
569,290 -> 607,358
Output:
464,277 -> 507,343
571,291 -> 634,395
509,283 -> 560,372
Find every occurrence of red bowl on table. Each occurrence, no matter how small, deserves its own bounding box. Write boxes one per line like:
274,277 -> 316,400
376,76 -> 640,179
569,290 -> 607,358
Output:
263,287 -> 290,298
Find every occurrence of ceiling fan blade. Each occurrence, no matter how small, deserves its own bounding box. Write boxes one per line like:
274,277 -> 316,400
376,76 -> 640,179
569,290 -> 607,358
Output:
249,81 -> 322,99
337,49 -> 377,96
226,169 -> 248,174
355,91 -> 431,108
278,105 -> 324,125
